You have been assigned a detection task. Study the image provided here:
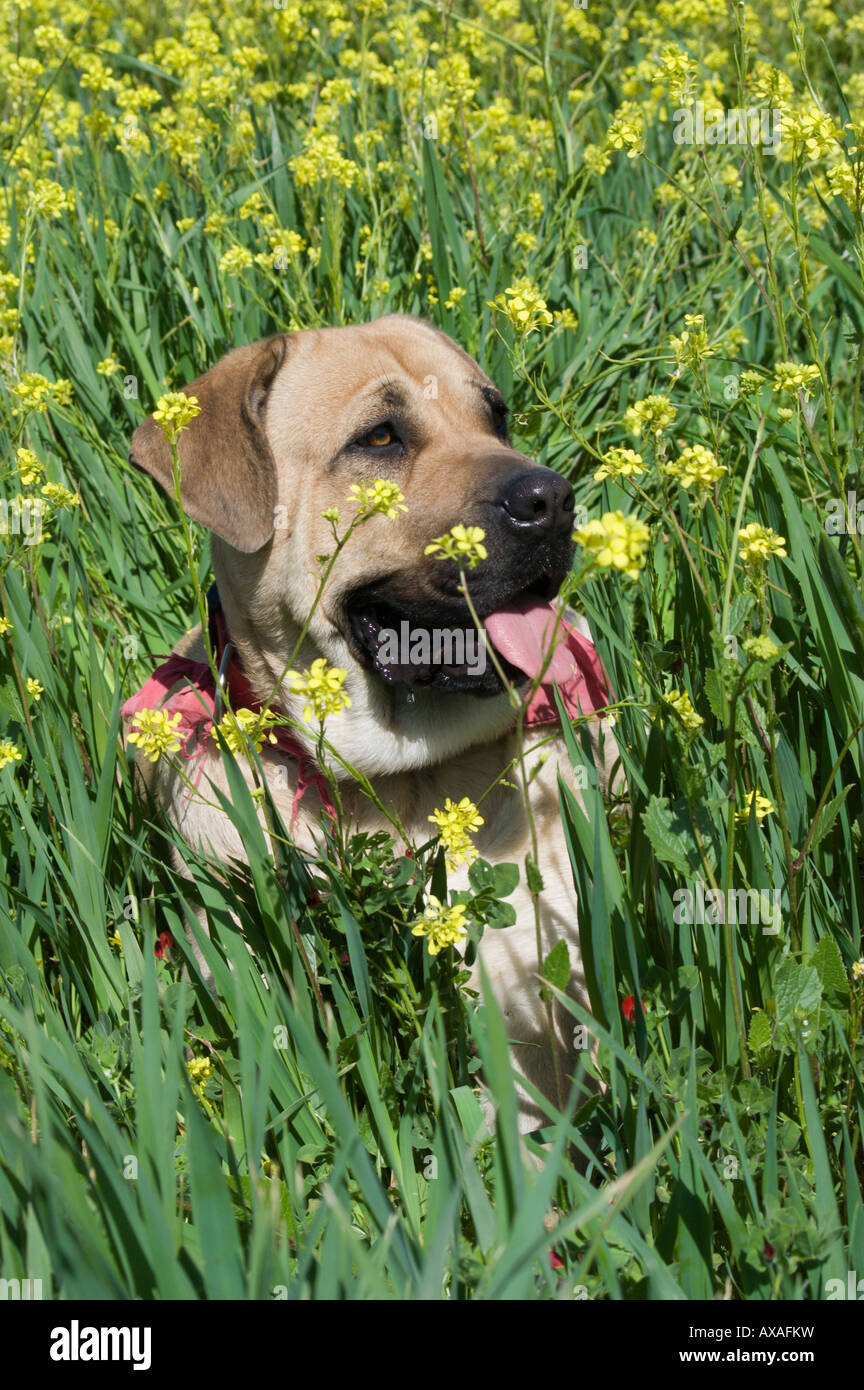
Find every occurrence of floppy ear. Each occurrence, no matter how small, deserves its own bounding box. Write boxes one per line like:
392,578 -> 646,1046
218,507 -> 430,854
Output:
129,334 -> 288,554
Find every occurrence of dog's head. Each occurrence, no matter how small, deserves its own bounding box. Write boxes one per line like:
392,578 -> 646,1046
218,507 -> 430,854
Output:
130,315 -> 576,774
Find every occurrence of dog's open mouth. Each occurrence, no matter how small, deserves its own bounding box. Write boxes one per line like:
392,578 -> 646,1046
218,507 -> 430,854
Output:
345,572 -> 578,696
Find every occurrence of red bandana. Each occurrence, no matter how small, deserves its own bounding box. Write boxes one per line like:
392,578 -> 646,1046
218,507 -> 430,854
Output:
121,601 -> 612,825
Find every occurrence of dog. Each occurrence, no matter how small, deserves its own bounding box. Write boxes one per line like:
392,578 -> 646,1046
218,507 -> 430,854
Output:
124,315 -> 619,1132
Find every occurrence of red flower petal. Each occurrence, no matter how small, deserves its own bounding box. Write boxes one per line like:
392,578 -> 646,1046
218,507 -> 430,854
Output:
621,995 -> 646,1022
548,1250 -> 564,1270
154,931 -> 173,959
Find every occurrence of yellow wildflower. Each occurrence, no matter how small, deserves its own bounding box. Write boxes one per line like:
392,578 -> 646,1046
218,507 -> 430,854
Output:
127,708 -> 184,762
152,392 -> 200,443
624,395 -> 677,439
771,361 -> 821,397
214,707 -> 281,756
424,525 -> 487,569
738,524 -> 787,569
574,511 -> 650,580
285,658 -> 351,723
735,790 -> 774,824
487,280 -> 553,334
16,448 -> 42,485
0,739 -> 22,770
348,479 -> 408,519
663,444 -> 727,497
428,797 -> 484,870
664,689 -> 703,736
594,447 -> 645,482
411,896 -> 469,956
25,679 -> 43,701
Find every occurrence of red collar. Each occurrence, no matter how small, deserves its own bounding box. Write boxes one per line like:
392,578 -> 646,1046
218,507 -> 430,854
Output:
121,587 -> 612,822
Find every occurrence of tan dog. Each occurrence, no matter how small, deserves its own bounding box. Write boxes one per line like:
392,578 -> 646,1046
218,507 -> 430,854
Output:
128,315 -> 618,1131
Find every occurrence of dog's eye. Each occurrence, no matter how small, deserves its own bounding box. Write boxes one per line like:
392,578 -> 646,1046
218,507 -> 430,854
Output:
492,405 -> 509,442
362,422 -> 398,448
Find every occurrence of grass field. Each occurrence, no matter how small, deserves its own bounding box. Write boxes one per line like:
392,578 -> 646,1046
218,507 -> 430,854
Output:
1,0 -> 863,1300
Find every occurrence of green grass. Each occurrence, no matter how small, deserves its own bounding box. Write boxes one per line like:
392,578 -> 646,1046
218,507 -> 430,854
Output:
0,0 -> 863,1299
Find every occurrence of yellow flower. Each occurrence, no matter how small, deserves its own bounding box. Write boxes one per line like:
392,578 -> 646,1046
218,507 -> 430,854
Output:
487,280 -> 553,334
11,373 -> 72,416
108,929 -> 123,952
26,679 -> 43,700
411,896 -> 469,956
40,483 -> 80,510
213,707 -> 281,755
152,392 -> 200,443
218,245 -> 254,275
0,618 -> 12,637
583,143 -> 611,176
0,739 -> 22,770
424,524 -> 487,569
428,797 -> 484,870
594,447 -> 645,482
663,444 -> 727,497
16,447 -> 42,485
735,790 -> 774,824
771,361 -> 821,397
738,524 -> 787,569
286,658 -> 351,723
187,1055 -> 214,1085
664,689 -> 703,736
289,130 -> 359,189
348,479 -> 408,519
606,102 -> 645,158
28,179 -> 73,219
852,959 -> 864,981
742,635 -> 778,662
670,319 -> 715,371
127,708 -> 184,762
624,395 -> 677,439
574,510 -> 650,580
96,356 -> 121,376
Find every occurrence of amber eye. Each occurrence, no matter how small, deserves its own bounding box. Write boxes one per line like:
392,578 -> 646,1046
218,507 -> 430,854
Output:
363,422 -> 395,448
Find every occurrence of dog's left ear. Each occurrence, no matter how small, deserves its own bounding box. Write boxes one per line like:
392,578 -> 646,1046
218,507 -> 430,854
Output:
129,334 -> 288,554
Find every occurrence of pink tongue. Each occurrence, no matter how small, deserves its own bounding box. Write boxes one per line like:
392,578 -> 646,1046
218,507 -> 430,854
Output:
483,595 -> 577,683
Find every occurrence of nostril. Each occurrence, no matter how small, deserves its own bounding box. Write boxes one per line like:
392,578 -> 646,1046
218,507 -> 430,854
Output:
500,470 -> 574,530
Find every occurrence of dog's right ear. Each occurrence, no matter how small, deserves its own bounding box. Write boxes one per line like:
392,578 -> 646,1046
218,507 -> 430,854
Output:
128,334 -> 288,554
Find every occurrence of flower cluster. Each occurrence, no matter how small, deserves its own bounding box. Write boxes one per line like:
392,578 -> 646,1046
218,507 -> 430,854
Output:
738,524 -> 787,569
214,706 -> 282,756
428,797 -> 484,870
152,391 -> 201,442
771,361 -> 821,397
348,479 -> 408,520
424,524 -> 488,569
285,658 -> 351,723
664,688 -> 704,736
411,896 -> 469,956
594,447 -> 645,482
735,790 -> 775,824
624,395 -> 677,440
127,708 -> 184,762
574,510 -> 651,580
663,443 -> 727,499
488,280 -> 553,334
670,315 -> 715,372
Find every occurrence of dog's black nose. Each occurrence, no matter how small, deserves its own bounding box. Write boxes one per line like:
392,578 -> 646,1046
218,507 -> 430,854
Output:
499,469 -> 574,532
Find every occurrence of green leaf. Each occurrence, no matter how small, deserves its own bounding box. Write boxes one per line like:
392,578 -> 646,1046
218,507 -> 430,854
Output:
748,1011 -> 773,1053
641,796 -> 697,875
808,937 -> 850,1008
773,961 -> 822,1025
543,940 -> 571,992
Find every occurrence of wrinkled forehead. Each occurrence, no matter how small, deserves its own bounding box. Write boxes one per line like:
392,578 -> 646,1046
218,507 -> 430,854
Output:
266,317 -> 498,440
